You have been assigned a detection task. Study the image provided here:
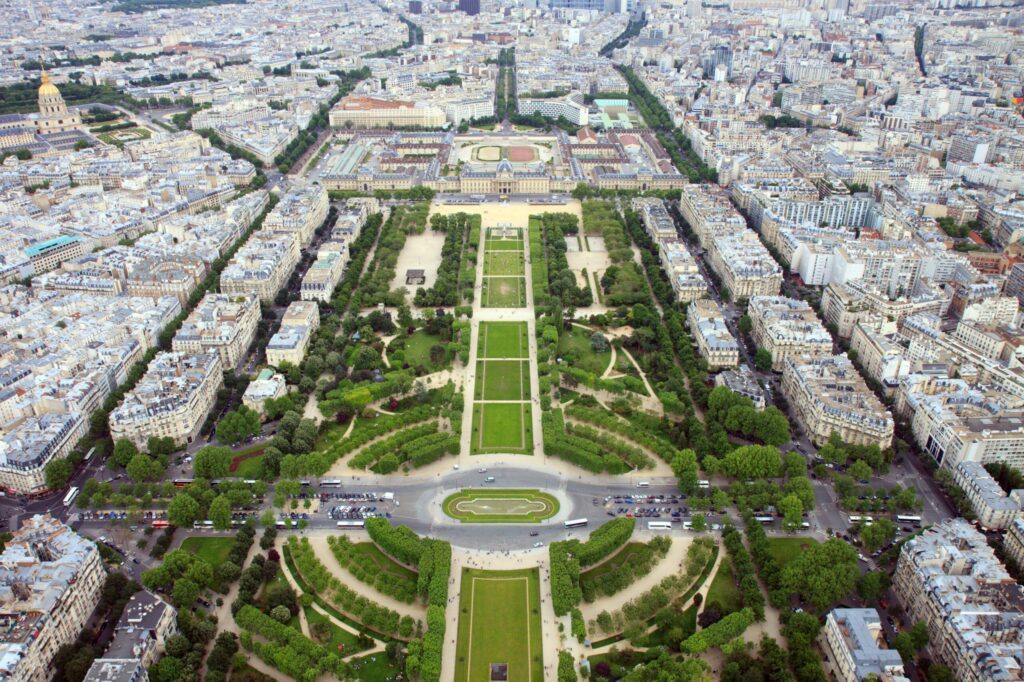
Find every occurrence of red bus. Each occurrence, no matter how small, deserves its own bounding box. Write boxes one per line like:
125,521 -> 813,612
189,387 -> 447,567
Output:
173,479 -> 193,488
152,520 -> 170,528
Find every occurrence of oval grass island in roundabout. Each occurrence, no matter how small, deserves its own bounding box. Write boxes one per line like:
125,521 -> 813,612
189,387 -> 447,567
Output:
442,488 -> 559,523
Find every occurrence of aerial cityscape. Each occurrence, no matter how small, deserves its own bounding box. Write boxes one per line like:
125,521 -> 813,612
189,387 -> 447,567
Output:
0,0 -> 1022,680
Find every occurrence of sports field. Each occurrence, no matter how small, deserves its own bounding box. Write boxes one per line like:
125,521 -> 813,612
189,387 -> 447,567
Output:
482,228 -> 526,308
443,489 -> 558,523
455,568 -> 544,682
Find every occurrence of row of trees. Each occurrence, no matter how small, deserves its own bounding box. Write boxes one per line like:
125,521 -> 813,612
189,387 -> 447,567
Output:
540,212 -> 593,308
414,213 -> 478,307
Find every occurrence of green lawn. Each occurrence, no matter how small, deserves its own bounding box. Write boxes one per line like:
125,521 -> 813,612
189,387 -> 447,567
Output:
180,537 -> 234,567
766,537 -> 818,569
396,329 -> 452,373
455,568 -> 544,682
557,326 -> 612,375
231,453 -> 264,478
479,322 -> 528,359
706,557 -> 744,615
348,653 -> 403,681
346,542 -> 418,580
303,604 -> 364,655
485,251 -> 525,276
229,662 -> 277,682
483,276 -> 525,307
443,489 -> 559,523
472,403 -> 532,454
475,360 -> 529,400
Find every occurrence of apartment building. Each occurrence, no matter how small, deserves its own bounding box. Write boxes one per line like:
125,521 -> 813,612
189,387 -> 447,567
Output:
678,184 -> 747,246
0,413 -> 87,495
25,236 -> 86,275
84,590 -> 177,682
263,184 -> 329,249
659,239 -> 708,303
849,322 -> 912,391
831,241 -> 924,300
895,367 -> 1024,468
715,366 -> 767,409
687,299 -> 739,369
328,96 -> 446,128
517,93 -> 589,126
220,232 -> 300,303
953,321 -> 1024,367
0,515 -> 105,682
632,198 -> 678,243
108,351 -> 223,448
707,230 -> 783,301
953,461 -> 1024,530
821,280 -> 945,339
748,295 -> 832,371
893,519 -> 1024,682
1004,517 -> 1024,568
300,250 -> 345,302
171,292 -> 260,369
782,354 -> 894,448
821,608 -> 906,682
242,369 -> 287,416
266,301 -> 320,367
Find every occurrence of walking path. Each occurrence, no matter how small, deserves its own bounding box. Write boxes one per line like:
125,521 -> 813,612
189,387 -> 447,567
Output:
274,536 -> 387,658
579,534 -> 693,625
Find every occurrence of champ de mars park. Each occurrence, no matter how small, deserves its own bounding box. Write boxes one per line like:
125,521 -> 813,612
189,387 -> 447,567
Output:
155,179 -> 877,682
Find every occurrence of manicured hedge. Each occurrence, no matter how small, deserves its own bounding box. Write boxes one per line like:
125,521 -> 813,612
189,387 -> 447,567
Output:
327,535 -> 418,603
680,607 -> 755,654
576,517 -> 636,567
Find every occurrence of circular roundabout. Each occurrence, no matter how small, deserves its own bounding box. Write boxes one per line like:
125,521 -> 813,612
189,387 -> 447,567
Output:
442,488 -> 559,523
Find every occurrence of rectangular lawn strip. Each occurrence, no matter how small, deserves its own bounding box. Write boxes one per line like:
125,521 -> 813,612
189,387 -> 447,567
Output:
472,403 -> 532,454
484,251 -> 525,277
180,537 -> 234,567
483,276 -> 525,307
455,568 -> 543,682
476,360 -> 527,400
479,321 -> 528,358
705,556 -> 744,615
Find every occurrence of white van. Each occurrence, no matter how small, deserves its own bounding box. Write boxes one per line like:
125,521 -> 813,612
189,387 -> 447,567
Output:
636,481 -> 650,488
484,476 -> 495,483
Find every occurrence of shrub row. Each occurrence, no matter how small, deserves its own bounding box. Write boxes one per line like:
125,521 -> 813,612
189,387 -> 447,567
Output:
414,213 -> 474,307
680,608 -> 755,654
576,517 -> 637,567
543,409 -> 630,474
565,422 -> 653,470
326,535 -> 418,603
351,423 -> 438,471
365,517 -> 424,565
722,526 -> 765,622
286,537 -> 411,637
566,405 -> 679,463
402,432 -> 459,468
321,406 -> 434,464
